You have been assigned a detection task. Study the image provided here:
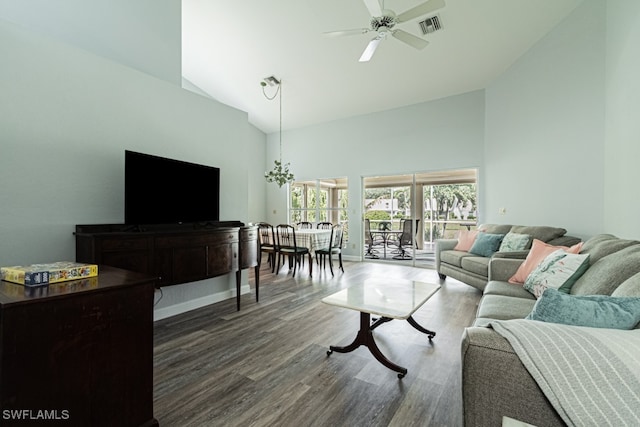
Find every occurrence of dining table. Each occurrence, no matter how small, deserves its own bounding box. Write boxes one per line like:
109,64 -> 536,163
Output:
291,228 -> 332,255
275,228 -> 332,276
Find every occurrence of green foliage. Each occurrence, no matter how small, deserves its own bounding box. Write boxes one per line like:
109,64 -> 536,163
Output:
365,210 -> 391,220
431,184 -> 476,220
265,160 -> 294,187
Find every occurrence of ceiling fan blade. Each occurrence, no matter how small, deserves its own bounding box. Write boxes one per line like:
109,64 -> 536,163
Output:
396,0 -> 445,23
392,29 -> 429,50
324,28 -> 370,37
363,0 -> 383,17
359,37 -> 382,62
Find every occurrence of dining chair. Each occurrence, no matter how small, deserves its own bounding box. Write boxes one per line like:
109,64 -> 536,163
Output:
257,222 -> 277,272
316,224 -> 344,276
392,219 -> 420,260
316,222 -> 332,230
275,224 -> 311,277
296,222 -> 312,229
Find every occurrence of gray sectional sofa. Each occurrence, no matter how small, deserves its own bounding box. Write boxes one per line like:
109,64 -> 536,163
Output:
461,234 -> 640,426
435,224 -> 581,291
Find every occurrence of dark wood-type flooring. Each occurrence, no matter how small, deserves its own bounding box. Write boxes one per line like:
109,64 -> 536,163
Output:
153,259 -> 482,427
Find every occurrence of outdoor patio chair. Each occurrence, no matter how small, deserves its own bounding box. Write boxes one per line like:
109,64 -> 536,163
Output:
364,219 -> 384,259
391,219 -> 420,260
316,222 -> 332,229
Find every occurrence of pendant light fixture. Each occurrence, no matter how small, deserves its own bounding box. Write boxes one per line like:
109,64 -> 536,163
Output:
262,76 -> 294,187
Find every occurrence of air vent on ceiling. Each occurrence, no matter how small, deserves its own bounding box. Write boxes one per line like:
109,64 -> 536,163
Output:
418,15 -> 442,35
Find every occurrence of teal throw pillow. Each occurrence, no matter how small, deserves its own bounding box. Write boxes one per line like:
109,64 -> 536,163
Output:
499,232 -> 531,252
526,288 -> 640,330
468,233 -> 505,257
523,250 -> 590,298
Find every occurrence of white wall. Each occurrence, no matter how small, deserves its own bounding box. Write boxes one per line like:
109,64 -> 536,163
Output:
604,0 -> 640,238
0,0 -> 181,85
266,90 -> 486,256
484,0 -> 606,239
273,0 -> 637,245
0,19 -> 266,318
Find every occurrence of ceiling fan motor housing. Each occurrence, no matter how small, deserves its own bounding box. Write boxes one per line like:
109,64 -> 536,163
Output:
371,12 -> 396,31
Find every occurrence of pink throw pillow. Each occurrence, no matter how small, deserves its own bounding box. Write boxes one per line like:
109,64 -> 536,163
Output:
454,230 -> 478,252
508,239 -> 584,284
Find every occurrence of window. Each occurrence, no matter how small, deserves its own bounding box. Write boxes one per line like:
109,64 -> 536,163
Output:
423,181 -> 477,241
290,178 -> 349,238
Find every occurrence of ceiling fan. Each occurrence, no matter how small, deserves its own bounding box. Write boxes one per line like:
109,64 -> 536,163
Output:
324,0 -> 445,62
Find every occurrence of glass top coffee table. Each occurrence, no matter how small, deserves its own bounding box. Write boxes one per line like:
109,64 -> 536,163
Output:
322,278 -> 440,378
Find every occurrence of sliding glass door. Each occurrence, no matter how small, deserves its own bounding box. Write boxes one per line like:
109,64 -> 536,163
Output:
363,169 -> 477,268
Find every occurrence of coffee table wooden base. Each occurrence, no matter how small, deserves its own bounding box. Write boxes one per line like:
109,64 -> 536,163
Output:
326,312 -> 436,379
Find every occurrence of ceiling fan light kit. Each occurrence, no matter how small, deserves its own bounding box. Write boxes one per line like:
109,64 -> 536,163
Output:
324,0 -> 445,62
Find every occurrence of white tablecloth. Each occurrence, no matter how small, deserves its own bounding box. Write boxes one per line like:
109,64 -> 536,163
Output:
278,229 -> 331,255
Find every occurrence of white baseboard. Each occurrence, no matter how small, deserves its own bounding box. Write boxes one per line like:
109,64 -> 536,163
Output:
153,284 -> 251,321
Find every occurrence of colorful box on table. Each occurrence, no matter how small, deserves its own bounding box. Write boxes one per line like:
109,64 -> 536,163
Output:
1,262 -> 98,286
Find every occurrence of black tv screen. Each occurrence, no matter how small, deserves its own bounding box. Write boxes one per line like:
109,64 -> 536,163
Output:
124,150 -> 220,225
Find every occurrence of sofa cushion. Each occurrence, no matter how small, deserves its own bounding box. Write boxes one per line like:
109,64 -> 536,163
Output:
612,272 -> 640,297
460,256 -> 491,278
440,250 -> 473,268
483,281 -> 537,300
579,234 -> 640,264
469,233 -> 505,257
509,225 -> 566,246
523,250 -> 590,298
454,229 -> 478,251
526,288 -> 640,330
571,245 -> 640,296
499,232 -> 531,252
477,224 -> 513,234
472,317 -> 495,327
508,239 -> 583,284
476,295 -> 536,321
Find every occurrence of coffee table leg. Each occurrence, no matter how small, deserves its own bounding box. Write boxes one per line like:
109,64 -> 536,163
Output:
327,312 -> 408,378
407,315 -> 436,340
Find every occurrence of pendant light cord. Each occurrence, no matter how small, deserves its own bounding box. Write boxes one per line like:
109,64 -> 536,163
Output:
279,80 -> 282,163
261,81 -> 283,162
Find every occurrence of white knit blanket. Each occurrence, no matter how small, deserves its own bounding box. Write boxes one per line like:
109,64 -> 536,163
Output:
491,319 -> 640,427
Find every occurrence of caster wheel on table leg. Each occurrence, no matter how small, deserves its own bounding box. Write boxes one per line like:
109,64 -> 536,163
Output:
397,373 -> 405,379
326,350 -> 333,356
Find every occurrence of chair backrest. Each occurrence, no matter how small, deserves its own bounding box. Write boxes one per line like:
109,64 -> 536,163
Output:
400,219 -> 420,245
257,222 -> 275,248
297,222 -> 312,229
317,222 -> 332,230
364,219 -> 373,245
331,224 -> 344,249
276,224 -> 298,248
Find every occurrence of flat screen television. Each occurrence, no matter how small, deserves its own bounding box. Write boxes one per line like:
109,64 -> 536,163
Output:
124,150 -> 220,225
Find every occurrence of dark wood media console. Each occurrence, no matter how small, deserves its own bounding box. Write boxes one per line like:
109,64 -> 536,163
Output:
75,221 -> 259,310
0,266 -> 158,427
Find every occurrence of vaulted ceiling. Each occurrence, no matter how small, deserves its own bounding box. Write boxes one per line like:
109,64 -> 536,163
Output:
182,0 -> 583,134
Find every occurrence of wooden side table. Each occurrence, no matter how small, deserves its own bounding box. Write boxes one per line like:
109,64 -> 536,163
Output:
0,266 -> 158,427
